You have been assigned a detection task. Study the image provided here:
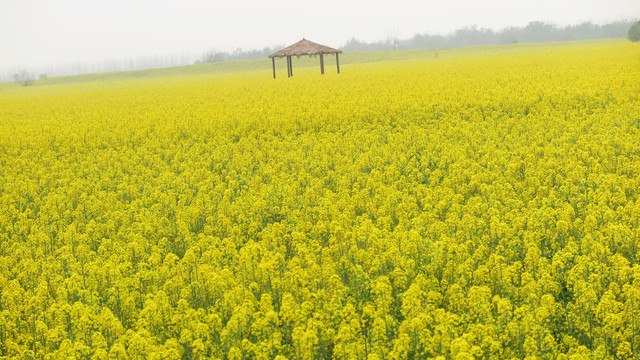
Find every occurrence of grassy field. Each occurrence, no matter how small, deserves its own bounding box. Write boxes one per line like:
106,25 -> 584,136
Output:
1,39 -> 640,359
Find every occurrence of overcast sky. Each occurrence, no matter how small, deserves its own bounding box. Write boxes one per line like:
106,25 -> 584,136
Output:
0,0 -> 637,71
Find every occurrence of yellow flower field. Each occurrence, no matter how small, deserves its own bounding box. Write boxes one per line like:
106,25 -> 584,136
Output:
0,39 -> 639,359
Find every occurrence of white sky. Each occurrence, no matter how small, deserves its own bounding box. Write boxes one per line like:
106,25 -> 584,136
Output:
0,0 -> 638,71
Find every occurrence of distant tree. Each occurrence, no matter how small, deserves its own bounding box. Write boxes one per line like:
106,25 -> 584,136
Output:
342,38 -> 369,52
385,27 -> 400,50
521,21 -> 558,43
200,51 -> 227,63
629,21 -> 640,42
196,46 -> 282,64
12,70 -> 34,86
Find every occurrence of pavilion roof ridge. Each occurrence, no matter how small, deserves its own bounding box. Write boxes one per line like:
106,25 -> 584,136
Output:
268,39 -> 342,58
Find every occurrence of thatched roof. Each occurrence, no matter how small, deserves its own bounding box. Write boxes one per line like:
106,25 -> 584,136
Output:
269,39 -> 342,58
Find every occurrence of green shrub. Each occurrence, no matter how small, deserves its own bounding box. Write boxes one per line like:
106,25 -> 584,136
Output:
629,21 -> 640,42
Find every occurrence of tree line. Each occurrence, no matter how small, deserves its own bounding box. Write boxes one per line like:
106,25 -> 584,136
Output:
342,20 -> 637,52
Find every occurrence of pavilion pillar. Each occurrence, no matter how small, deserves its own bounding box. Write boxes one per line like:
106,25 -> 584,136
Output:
287,56 -> 291,78
290,56 -> 293,77
320,53 -> 325,74
336,53 -> 340,74
272,57 -> 276,79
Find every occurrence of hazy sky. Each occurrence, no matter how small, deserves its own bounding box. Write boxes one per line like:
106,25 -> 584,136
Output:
0,0 -> 637,70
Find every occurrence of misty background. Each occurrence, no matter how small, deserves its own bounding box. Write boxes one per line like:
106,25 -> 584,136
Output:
1,0 -> 638,82
197,21 -> 635,63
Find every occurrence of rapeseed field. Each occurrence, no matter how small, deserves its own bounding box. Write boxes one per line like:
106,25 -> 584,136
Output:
0,40 -> 639,359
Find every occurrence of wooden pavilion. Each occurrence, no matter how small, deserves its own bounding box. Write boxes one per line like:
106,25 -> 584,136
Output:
268,39 -> 342,78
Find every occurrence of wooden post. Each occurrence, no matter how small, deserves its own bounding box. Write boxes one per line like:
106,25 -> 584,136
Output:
336,53 -> 340,74
272,57 -> 276,79
320,53 -> 324,74
290,56 -> 293,77
287,56 -> 291,78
